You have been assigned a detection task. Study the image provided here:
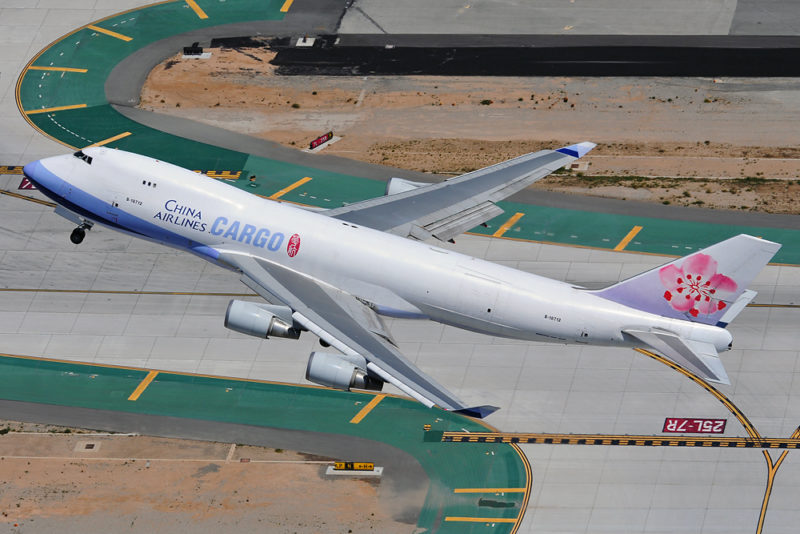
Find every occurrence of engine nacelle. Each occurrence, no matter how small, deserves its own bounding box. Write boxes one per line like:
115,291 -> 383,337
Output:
224,300 -> 301,339
385,177 -> 428,196
305,352 -> 383,391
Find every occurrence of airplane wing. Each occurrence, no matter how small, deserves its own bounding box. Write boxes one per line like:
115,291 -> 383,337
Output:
218,251 -> 499,418
324,142 -> 595,242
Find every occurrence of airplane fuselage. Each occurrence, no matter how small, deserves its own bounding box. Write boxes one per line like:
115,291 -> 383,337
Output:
26,149 -> 733,355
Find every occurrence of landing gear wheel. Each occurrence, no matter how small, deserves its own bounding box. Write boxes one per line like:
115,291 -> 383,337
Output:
319,339 -> 330,348
70,227 -> 86,244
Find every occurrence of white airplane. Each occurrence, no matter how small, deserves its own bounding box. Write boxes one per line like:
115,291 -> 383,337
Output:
23,144 -> 780,418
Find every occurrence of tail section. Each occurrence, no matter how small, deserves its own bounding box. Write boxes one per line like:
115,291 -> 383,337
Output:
594,234 -> 780,326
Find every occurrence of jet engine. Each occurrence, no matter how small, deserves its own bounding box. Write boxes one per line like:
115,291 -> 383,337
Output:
305,352 -> 383,391
224,300 -> 301,339
385,177 -> 427,196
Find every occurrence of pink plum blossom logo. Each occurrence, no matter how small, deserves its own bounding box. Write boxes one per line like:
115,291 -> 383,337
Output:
659,253 -> 737,318
287,233 -> 301,258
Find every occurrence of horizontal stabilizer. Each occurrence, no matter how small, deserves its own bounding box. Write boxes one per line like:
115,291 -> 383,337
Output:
624,328 -> 730,385
716,289 -> 756,327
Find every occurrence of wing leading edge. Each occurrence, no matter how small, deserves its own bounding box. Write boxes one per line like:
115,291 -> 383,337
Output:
324,142 -> 596,241
219,251 -> 499,418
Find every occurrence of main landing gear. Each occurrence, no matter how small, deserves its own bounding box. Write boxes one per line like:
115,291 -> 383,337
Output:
70,222 -> 92,244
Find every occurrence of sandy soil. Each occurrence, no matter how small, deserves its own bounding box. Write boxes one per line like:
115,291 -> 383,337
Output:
0,422 -> 412,533
140,46 -> 800,213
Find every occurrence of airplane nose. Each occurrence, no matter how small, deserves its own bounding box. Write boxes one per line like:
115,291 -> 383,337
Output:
22,160 -> 42,185
23,159 -> 50,191
22,160 -> 64,196
23,157 -> 65,198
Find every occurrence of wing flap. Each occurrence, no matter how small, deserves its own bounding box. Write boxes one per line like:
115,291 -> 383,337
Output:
624,328 -> 730,384
416,200 -> 505,242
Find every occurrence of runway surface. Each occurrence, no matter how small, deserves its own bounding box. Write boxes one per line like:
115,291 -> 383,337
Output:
2,1 -> 800,533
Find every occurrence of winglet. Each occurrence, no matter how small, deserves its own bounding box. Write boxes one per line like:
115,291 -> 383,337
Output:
453,405 -> 501,419
555,141 -> 596,158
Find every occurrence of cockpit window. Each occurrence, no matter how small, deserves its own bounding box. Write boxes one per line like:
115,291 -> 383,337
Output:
73,150 -> 93,164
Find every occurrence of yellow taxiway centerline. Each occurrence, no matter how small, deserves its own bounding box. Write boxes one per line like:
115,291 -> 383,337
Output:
268,176 -> 313,200
0,190 -> 56,207
444,517 -> 518,523
185,0 -> 209,19
85,131 -> 132,148
28,66 -> 88,73
454,488 -> 527,493
280,0 -> 295,13
613,225 -> 643,251
492,212 -> 525,238
127,371 -> 159,401
756,426 -> 800,534
87,24 -> 132,42
25,103 -> 87,115
349,394 -> 385,424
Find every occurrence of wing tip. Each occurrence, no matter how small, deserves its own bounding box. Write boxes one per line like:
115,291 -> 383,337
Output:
556,141 -> 596,158
453,405 -> 501,419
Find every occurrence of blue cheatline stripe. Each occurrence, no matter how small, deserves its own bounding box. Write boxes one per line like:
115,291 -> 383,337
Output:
24,161 -> 219,261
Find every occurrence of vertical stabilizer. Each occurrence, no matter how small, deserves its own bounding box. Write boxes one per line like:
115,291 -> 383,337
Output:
594,234 -> 780,326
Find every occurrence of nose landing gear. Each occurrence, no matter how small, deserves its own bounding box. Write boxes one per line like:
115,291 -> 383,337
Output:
70,222 -> 92,244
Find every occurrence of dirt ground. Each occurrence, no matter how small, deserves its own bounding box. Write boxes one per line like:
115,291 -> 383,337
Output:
0,421 -> 411,533
140,46 -> 800,213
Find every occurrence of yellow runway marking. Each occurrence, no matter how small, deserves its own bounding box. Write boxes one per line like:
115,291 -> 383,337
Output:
25,103 -> 87,115
445,517 -> 518,523
280,0 -> 295,12
613,225 -> 643,251
492,212 -> 525,238
201,170 -> 242,180
0,190 -> 56,207
127,371 -> 159,401
85,131 -> 132,148
87,24 -> 133,42
454,488 -> 526,493
268,176 -> 312,200
185,0 -> 209,19
349,394 -> 385,424
28,66 -> 88,73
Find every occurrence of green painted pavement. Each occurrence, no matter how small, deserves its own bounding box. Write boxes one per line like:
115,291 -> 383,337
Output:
20,0 -> 284,113
26,105 -> 247,170
0,354 -> 529,531
471,201 -> 800,265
